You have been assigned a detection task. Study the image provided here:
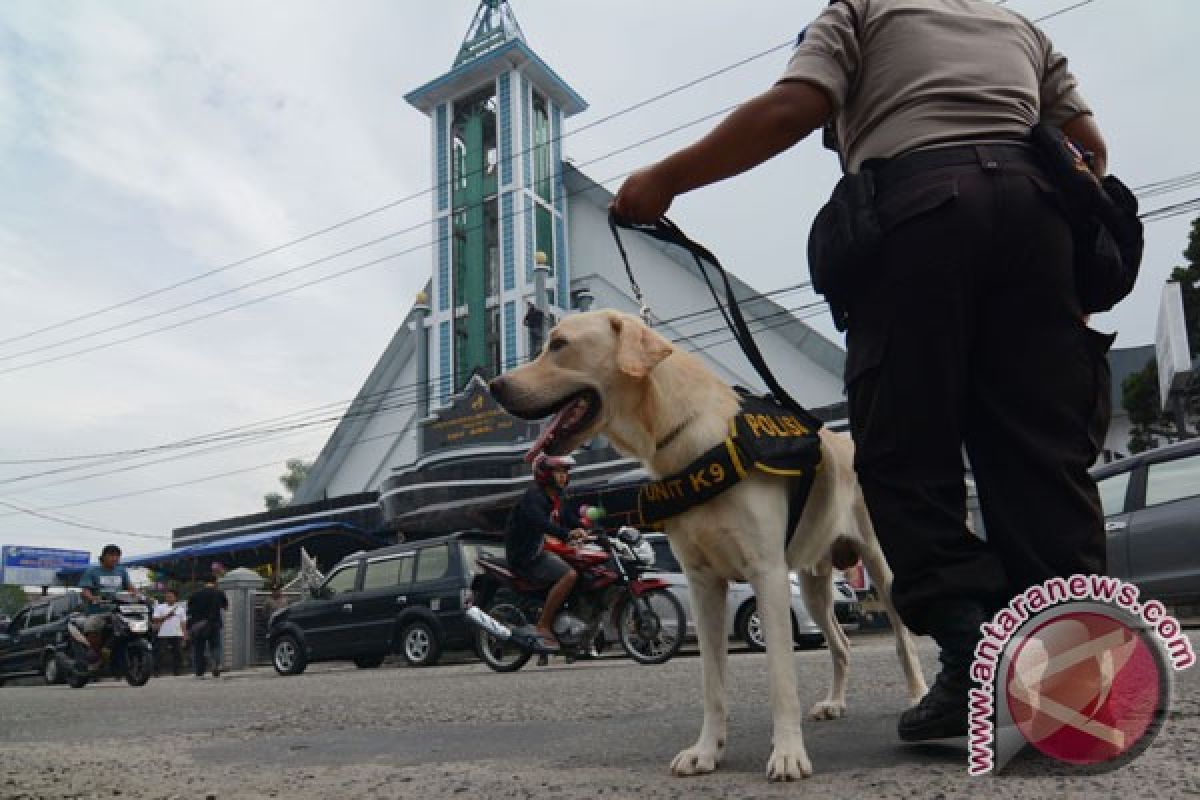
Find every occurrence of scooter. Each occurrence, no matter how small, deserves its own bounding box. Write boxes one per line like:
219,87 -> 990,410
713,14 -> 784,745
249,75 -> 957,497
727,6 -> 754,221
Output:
63,592 -> 154,688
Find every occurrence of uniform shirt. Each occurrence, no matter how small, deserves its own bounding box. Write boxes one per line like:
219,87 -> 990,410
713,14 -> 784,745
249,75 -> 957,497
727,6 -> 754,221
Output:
780,0 -> 1091,172
152,601 -> 186,638
504,486 -> 582,568
186,587 -> 229,629
78,565 -> 133,612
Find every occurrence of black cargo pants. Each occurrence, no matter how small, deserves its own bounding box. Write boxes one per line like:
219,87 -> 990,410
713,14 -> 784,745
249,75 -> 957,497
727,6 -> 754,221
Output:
845,145 -> 1111,635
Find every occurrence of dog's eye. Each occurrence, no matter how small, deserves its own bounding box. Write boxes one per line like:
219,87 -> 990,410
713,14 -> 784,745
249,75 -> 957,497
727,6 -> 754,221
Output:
547,337 -> 567,353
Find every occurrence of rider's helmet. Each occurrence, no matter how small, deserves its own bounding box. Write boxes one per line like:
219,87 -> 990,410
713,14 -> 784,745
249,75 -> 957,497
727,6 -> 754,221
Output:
533,453 -> 576,487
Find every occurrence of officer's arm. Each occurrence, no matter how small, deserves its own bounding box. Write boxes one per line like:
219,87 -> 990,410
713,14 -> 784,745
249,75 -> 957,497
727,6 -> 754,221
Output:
612,81 -> 832,222
1060,114 -> 1107,177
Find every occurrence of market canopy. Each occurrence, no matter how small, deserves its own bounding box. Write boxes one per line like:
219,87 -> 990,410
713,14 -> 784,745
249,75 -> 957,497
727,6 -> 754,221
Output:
58,522 -> 391,581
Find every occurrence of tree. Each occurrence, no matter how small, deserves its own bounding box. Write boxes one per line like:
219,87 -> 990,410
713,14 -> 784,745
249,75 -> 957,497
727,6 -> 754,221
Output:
263,458 -> 313,511
0,584 -> 28,616
1121,215 -> 1200,451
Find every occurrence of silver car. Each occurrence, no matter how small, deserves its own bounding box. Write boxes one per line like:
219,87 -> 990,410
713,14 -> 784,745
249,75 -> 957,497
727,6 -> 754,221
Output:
1092,438 -> 1200,605
642,533 -> 858,651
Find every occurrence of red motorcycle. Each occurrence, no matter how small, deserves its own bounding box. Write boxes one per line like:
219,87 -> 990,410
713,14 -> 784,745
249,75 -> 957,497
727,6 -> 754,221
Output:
469,527 -> 686,672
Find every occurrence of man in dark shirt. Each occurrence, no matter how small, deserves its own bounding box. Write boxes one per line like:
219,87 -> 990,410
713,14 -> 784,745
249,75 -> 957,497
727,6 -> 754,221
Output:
505,454 -> 587,649
186,579 -> 228,679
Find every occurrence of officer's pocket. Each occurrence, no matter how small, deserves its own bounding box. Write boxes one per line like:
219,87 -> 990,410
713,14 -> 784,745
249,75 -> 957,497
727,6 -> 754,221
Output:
844,318 -> 897,473
875,177 -> 960,234
1084,327 -> 1117,458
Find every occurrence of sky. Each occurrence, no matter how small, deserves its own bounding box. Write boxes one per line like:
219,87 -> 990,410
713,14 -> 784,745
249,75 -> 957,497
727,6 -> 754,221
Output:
0,0 -> 1197,560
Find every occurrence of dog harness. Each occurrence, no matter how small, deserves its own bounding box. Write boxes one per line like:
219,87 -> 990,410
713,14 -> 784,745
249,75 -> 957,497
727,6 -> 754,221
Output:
573,391 -> 824,545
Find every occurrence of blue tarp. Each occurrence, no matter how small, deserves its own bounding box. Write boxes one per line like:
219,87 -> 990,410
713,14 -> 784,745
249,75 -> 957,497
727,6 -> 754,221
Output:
59,521 -> 389,576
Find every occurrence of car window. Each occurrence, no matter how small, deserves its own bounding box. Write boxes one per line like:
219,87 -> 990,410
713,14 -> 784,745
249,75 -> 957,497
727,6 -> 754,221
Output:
363,555 -> 415,590
461,542 -> 507,575
47,597 -> 69,622
322,564 -> 360,596
1096,470 -> 1132,517
414,545 -> 450,584
7,609 -> 29,634
650,539 -> 682,573
24,605 -> 48,628
1144,453 -> 1200,508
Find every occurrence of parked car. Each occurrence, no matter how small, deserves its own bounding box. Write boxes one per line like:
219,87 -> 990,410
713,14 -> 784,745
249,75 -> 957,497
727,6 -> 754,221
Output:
642,533 -> 859,651
0,593 -> 83,686
1092,438 -> 1200,605
268,531 -> 505,675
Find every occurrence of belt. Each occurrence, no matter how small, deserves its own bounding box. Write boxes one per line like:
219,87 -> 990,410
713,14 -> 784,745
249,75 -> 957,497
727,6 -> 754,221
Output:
867,142 -> 1041,189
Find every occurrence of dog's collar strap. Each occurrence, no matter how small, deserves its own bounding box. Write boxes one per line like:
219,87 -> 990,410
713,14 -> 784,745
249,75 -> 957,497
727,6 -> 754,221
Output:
655,413 -> 698,454
570,392 -> 822,544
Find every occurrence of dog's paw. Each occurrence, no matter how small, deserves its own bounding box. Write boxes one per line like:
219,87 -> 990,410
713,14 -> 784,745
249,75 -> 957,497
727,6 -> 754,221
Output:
809,699 -> 847,720
765,743 -> 813,782
670,744 -> 721,777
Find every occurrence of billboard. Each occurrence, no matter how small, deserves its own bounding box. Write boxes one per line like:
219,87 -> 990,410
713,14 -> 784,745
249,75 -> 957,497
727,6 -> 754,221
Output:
1,546 -> 90,586
1156,281 -> 1194,411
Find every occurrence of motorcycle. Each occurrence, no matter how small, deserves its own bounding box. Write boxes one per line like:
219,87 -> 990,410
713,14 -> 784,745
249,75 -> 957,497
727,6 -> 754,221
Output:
468,526 -> 686,672
63,592 -> 154,688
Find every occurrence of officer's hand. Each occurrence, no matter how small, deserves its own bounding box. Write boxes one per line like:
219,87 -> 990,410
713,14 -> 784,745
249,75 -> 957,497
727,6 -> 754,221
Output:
612,166 -> 676,223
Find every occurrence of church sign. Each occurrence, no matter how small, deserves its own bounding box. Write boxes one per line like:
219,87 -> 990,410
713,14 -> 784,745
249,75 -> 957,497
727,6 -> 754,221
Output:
419,374 -> 541,455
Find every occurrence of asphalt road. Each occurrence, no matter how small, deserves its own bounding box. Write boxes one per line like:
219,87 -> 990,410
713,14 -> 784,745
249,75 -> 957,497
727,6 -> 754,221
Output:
0,632 -> 1196,800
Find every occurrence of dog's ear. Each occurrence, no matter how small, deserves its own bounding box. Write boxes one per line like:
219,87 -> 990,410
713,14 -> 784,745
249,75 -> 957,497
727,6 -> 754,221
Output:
611,313 -> 672,378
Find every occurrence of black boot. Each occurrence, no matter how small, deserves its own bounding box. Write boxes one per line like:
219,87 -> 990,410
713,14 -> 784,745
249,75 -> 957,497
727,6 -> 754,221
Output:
898,601 -> 986,742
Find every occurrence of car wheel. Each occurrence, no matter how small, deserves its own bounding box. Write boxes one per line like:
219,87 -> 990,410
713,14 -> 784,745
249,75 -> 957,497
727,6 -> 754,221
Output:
272,634 -> 308,676
736,602 -> 767,652
400,620 -> 441,667
42,653 -> 64,685
353,654 -> 386,669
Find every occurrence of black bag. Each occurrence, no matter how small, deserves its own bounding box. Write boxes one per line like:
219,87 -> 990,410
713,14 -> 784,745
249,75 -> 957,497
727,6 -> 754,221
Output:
807,169 -> 883,332
1029,124 -> 1144,313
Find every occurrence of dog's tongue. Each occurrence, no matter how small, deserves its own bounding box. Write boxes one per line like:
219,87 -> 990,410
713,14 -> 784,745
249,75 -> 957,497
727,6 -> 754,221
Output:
525,402 -> 574,462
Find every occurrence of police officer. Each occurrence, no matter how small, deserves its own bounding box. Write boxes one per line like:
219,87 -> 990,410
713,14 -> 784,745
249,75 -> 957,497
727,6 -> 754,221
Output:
613,0 -> 1109,742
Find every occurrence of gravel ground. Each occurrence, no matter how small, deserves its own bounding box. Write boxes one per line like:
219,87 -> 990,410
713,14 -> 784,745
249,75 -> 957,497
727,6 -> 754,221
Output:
0,632 -> 1196,800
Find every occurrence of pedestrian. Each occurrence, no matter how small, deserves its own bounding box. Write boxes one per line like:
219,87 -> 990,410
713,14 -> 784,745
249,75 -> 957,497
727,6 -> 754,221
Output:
263,586 -> 288,619
152,588 -> 187,677
186,578 -> 229,679
612,0 -> 1111,743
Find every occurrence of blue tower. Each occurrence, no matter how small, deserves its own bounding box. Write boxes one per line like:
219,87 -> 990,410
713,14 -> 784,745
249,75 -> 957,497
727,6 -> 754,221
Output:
406,0 -> 588,407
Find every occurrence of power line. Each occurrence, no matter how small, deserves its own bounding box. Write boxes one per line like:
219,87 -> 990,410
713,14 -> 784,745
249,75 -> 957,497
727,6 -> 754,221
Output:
1141,196 -> 1200,224
0,0 -> 1100,359
0,105 -> 748,376
1032,0 -> 1096,24
0,497 -> 165,541
0,297 -> 832,517
0,283 -> 816,494
0,41 -> 793,352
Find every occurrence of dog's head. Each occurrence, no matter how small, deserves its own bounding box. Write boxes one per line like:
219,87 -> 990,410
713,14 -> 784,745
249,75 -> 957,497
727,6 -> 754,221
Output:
489,310 -> 674,461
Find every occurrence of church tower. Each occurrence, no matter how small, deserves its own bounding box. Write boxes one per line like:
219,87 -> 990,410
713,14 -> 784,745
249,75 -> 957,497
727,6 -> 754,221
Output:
405,0 -> 587,407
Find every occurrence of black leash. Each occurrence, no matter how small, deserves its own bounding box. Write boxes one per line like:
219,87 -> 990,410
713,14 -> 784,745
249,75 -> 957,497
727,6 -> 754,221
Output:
608,210 -> 814,421
606,213 -> 653,325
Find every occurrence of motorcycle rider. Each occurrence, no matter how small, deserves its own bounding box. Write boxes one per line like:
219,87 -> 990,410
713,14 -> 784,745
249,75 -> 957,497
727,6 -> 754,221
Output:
77,544 -> 136,663
505,454 -> 588,650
